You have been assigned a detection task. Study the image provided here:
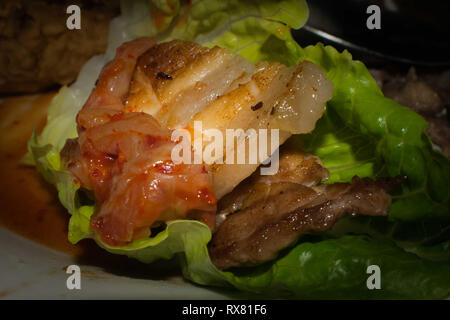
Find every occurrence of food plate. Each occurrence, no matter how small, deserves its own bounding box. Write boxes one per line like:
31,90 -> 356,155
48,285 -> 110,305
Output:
0,228 -> 239,299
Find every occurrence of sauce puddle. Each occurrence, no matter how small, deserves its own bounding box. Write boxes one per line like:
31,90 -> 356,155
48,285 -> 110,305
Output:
0,92 -> 85,254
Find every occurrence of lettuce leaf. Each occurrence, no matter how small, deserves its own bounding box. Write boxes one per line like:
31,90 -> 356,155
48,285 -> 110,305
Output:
292,44 -> 449,262
328,216 -> 450,261
26,0 -> 450,298
156,0 -> 308,66
296,44 -> 450,222
73,209 -> 450,299
220,235 -> 450,299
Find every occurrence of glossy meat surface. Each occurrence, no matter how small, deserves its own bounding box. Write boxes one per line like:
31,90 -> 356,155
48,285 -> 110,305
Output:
67,38 -> 217,245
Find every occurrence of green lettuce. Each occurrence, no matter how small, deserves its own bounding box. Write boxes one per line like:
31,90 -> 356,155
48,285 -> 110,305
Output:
328,215 -> 450,261
293,44 -> 449,262
296,44 -> 450,222
26,0 -> 450,298
61,210 -> 450,299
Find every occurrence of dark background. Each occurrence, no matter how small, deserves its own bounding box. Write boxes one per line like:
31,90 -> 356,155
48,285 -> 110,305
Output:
292,0 -> 450,68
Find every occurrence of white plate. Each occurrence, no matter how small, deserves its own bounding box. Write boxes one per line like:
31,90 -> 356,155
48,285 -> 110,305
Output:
0,227 -> 243,300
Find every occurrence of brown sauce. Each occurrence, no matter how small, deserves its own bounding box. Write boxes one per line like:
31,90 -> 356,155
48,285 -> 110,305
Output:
0,92 -> 90,255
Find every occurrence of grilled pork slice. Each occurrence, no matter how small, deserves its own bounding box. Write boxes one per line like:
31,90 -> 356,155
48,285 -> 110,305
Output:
209,150 -> 395,270
215,149 -> 330,227
67,38 -> 333,245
